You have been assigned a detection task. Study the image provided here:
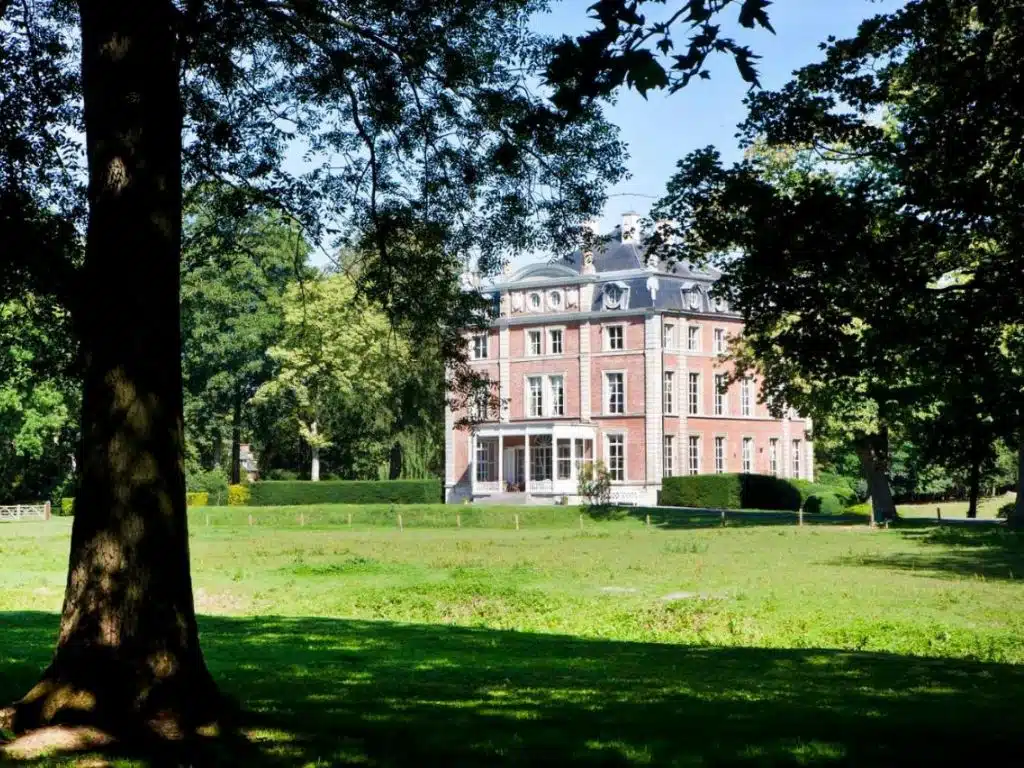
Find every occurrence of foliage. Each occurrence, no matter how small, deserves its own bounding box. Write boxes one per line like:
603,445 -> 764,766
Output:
58,498 -> 74,517
248,480 -> 441,507
660,473 -> 803,511
187,467 -> 230,506
227,485 -> 250,507
186,492 -> 209,508
266,469 -> 300,481
803,493 -> 843,516
789,480 -> 858,509
577,460 -> 611,511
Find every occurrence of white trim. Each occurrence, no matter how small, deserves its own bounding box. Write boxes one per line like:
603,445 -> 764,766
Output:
546,325 -> 567,356
714,434 -> 727,474
525,328 -> 543,357
741,435 -> 754,474
663,369 -> 676,415
687,433 -> 702,475
686,323 -> 702,353
712,326 -> 728,355
687,371 -> 702,416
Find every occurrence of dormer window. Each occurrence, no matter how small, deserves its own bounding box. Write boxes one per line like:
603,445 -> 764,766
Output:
686,289 -> 701,310
602,282 -> 629,311
548,290 -> 563,310
529,292 -> 542,311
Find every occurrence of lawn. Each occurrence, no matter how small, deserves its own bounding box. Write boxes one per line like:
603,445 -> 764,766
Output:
3,506 -> 1024,765
897,492 -> 1016,520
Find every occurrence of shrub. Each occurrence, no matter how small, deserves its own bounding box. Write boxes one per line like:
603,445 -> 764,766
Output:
997,501 -> 1019,520
577,461 -> 611,512
59,498 -> 74,516
660,473 -> 801,511
266,468 -> 300,481
186,492 -> 209,507
803,492 -> 844,515
227,484 -> 250,506
791,479 -> 858,508
187,467 -> 230,505
248,479 -> 441,506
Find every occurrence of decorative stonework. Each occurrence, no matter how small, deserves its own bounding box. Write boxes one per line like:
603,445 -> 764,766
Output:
566,287 -> 579,308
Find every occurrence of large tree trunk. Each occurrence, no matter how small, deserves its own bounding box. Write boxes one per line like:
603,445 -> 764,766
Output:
1012,433 -> 1024,525
855,432 -> 897,525
310,421 -> 321,482
13,1 -> 217,736
967,447 -> 982,519
230,385 -> 242,485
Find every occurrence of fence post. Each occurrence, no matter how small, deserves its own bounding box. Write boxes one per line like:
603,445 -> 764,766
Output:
348,512 -> 352,527
300,512 -> 305,527
798,507 -> 804,527
579,513 -> 584,531
457,512 -> 461,528
514,513 -> 519,531
645,513 -> 650,528
398,513 -> 403,532
44,501 -> 51,521
720,509 -> 726,527
248,514 -> 253,527
937,506 -> 942,523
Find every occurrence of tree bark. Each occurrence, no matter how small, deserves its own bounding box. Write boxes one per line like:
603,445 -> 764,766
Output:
389,441 -> 402,480
310,421 -> 321,482
855,432 -> 897,525
1013,433 -> 1024,524
230,385 -> 242,485
967,446 -> 982,519
13,0 -> 217,736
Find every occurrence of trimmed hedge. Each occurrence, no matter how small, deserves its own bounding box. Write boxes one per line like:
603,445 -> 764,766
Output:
247,479 -> 441,506
228,484 -> 251,506
791,479 -> 858,507
660,474 -> 802,511
803,492 -> 844,515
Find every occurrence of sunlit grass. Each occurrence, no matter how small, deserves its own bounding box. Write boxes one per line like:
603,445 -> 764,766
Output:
3,506 -> 1024,764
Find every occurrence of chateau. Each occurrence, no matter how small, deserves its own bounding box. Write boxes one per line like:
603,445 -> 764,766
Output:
444,214 -> 813,505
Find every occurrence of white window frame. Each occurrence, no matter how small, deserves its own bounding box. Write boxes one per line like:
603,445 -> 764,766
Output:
548,374 -> 565,417
547,326 -> 565,356
688,435 -> 701,475
792,439 -> 802,478
713,327 -> 726,355
714,436 -> 726,474
526,329 -> 542,357
605,432 -> 626,482
527,375 -> 544,417
528,291 -> 543,312
475,438 -> 497,482
687,325 -> 701,353
604,323 -> 625,351
663,370 -> 675,414
604,370 -> 626,415
714,374 -> 727,416
471,333 -> 488,360
741,378 -> 753,417
769,438 -> 779,476
663,322 -> 675,349
687,372 -> 701,416
742,436 -> 753,473
556,438 -> 572,480
663,435 -> 675,477
471,388 -> 489,421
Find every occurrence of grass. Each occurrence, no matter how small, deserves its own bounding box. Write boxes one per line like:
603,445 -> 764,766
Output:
3,505 -> 1024,765
897,492 -> 1016,520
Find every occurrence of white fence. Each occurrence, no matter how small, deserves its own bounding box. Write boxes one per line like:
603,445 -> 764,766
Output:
0,502 -> 51,522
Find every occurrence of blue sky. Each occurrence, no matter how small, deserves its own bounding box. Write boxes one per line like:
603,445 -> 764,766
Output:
530,0 -> 901,238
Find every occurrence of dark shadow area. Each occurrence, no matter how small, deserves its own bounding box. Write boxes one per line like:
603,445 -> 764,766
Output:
828,525 -> 1024,581
4,612 -> 1024,765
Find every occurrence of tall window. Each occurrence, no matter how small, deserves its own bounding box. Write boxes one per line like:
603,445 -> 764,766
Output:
605,372 -> 625,414
713,328 -> 726,354
607,434 -> 625,481
742,437 -> 753,473
556,439 -> 572,480
663,323 -> 675,349
472,333 -> 488,360
769,438 -> 779,476
528,376 -> 543,417
663,435 -> 675,477
574,438 -> 594,477
606,325 -> 624,351
714,436 -> 725,474
688,372 -> 700,415
714,374 -> 727,416
475,439 -> 497,482
688,436 -> 700,474
471,389 -> 489,421
549,375 -> 565,416
687,325 -> 700,352
792,439 -> 802,478
531,436 -> 552,481
741,378 -> 753,416
527,330 -> 542,356
549,328 -> 563,355
663,371 -> 675,414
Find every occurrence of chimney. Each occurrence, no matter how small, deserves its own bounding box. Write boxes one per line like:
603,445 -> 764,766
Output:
621,212 -> 640,244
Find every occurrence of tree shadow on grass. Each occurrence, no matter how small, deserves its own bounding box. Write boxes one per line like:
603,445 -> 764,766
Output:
2,611 -> 1024,766
627,507 -> 867,530
829,526 -> 1024,582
